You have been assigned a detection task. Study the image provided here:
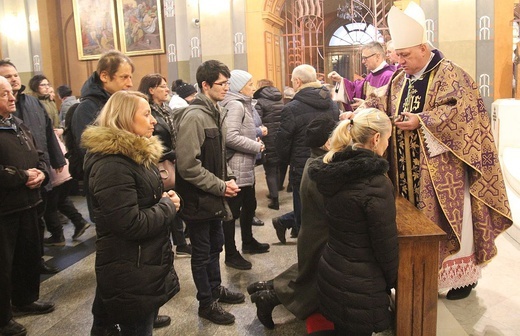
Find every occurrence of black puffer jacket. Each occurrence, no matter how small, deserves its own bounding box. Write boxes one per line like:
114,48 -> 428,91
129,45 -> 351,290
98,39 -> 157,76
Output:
72,72 -> 110,153
82,126 -> 179,324
309,147 -> 398,335
276,83 -> 339,184
253,86 -> 283,165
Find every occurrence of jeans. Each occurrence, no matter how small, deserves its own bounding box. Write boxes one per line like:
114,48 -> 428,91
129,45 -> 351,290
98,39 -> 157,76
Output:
186,219 -> 224,307
222,185 -> 256,256
263,163 -> 279,199
119,310 -> 156,336
0,209 -> 41,326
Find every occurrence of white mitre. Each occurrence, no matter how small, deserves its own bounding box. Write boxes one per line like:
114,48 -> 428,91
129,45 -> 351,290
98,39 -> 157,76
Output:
387,1 -> 427,49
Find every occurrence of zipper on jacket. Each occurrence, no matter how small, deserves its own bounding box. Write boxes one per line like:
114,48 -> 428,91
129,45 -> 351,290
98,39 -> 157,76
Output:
137,245 -> 142,268
16,131 -> 32,151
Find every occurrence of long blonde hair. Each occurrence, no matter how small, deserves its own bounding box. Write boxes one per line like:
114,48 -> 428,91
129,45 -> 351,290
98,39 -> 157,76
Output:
323,108 -> 391,163
95,90 -> 148,133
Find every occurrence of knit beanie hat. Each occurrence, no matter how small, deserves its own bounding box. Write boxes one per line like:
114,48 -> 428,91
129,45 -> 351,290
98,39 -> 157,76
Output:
305,113 -> 337,148
229,69 -> 253,93
175,81 -> 197,99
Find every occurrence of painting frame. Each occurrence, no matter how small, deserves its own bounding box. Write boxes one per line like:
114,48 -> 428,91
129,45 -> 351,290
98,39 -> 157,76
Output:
116,0 -> 165,56
72,0 -> 118,61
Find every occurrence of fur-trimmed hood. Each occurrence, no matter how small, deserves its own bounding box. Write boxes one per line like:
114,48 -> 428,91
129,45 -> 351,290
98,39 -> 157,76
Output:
81,126 -> 163,167
309,147 -> 389,197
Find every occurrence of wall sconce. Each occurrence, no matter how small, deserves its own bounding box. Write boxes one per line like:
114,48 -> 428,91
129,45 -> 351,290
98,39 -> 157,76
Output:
192,18 -> 200,28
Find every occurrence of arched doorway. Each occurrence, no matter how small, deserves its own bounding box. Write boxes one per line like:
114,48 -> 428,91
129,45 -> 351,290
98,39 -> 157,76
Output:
327,21 -> 385,81
279,0 -> 392,83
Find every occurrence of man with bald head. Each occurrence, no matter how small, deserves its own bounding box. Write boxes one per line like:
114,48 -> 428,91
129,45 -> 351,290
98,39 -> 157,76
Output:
0,76 -> 55,336
366,1 -> 512,300
273,64 -> 339,243
385,40 -> 399,66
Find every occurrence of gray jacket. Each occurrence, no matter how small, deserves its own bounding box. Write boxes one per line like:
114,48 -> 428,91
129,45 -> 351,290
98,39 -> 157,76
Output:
175,93 -> 235,222
220,91 -> 261,187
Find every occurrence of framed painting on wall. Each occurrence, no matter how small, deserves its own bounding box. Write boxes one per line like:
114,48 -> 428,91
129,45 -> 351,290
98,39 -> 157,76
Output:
116,0 -> 165,56
72,0 -> 118,60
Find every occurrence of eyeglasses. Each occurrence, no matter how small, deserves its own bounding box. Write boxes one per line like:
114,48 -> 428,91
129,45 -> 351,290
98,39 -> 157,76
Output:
361,53 -> 376,61
156,85 -> 168,89
213,81 -> 230,87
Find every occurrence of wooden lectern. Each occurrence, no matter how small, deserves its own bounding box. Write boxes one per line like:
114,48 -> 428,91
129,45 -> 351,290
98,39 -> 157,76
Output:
395,196 -> 446,336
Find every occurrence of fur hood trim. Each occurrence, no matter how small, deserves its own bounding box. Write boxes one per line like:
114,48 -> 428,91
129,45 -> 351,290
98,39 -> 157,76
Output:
82,126 -> 163,167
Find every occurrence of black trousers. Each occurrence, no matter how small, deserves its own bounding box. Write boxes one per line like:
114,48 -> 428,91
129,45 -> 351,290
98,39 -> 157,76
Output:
0,208 -> 41,326
222,185 -> 256,256
44,180 -> 84,236
170,216 -> 188,247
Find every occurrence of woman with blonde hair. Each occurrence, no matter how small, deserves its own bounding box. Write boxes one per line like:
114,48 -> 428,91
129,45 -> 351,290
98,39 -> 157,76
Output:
82,90 -> 181,336
308,108 -> 398,336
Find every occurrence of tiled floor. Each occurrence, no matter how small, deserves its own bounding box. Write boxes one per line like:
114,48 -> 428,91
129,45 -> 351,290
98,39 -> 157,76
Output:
17,166 -> 520,335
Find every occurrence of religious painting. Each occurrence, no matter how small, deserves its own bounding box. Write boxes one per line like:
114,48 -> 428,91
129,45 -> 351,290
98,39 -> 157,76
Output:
116,0 -> 165,56
72,0 -> 118,60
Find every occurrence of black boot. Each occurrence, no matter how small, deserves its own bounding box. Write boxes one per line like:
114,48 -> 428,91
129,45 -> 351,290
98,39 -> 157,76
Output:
247,280 -> 274,295
0,319 -> 26,336
153,315 -> 171,328
267,198 -> 279,210
39,259 -> 59,274
446,282 -> 477,300
250,289 -> 280,329
242,238 -> 270,254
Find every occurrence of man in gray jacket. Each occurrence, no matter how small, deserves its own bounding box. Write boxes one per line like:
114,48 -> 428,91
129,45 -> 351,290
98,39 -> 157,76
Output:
175,60 -> 244,325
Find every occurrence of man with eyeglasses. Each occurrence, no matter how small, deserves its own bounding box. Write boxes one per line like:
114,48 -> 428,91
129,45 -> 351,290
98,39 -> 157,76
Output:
175,60 -> 244,325
328,41 -> 396,113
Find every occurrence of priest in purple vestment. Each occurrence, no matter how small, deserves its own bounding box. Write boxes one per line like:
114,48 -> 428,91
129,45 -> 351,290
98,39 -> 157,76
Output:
328,41 -> 396,112
365,1 -> 512,301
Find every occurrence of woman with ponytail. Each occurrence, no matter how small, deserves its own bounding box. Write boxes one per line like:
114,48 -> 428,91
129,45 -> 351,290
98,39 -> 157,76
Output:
308,108 -> 398,336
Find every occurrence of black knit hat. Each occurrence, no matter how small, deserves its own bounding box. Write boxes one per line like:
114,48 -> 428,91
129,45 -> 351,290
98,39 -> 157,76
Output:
175,81 -> 197,99
305,114 -> 337,148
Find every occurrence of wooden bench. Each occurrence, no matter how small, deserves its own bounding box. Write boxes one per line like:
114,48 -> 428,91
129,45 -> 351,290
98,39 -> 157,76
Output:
395,196 -> 446,336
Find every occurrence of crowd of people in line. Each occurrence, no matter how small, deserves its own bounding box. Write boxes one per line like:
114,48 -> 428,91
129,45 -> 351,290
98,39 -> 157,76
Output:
0,2 -> 514,336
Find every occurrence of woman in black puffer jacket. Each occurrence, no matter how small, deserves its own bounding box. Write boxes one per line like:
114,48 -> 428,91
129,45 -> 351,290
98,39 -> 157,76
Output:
82,91 -> 181,336
309,108 -> 398,336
